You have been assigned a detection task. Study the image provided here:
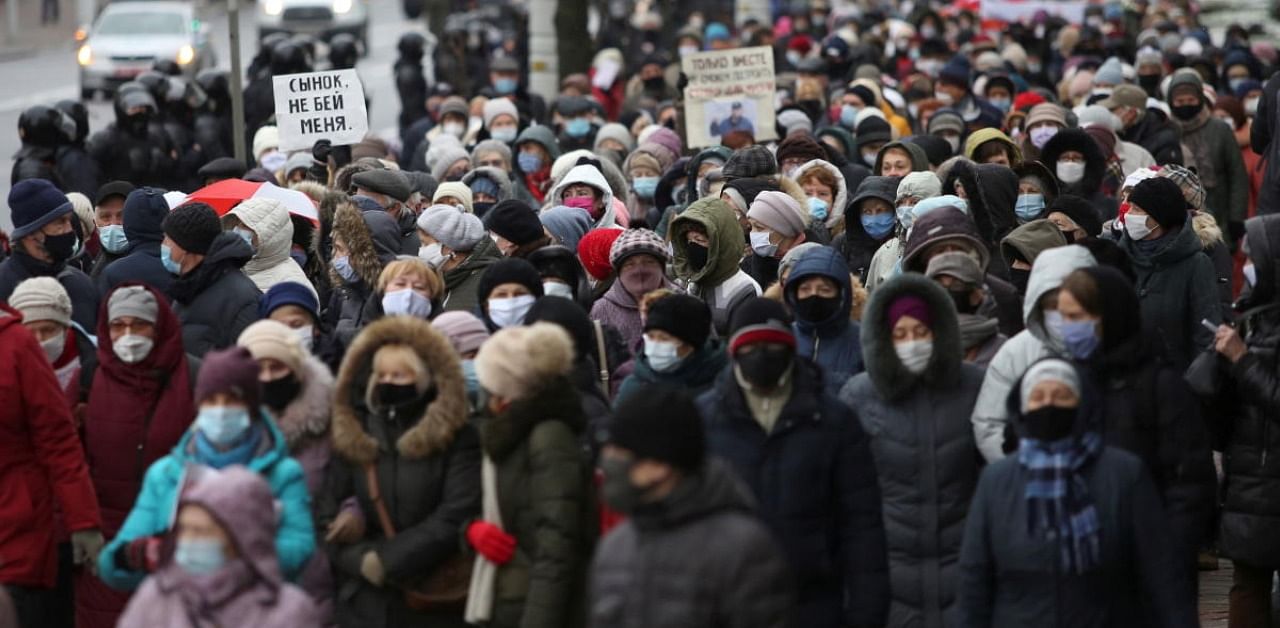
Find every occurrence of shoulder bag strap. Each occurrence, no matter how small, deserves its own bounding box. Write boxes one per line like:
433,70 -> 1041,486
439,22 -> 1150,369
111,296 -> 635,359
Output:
593,320 -> 610,398
364,463 -> 397,539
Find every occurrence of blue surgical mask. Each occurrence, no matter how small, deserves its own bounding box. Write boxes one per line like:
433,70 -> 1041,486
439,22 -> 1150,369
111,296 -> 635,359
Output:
565,117 -> 592,138
807,197 -> 829,221
896,204 -> 916,229
490,127 -> 518,143
382,289 -> 433,318
494,77 -> 518,95
174,538 -> 227,576
161,244 -> 182,275
232,226 -> 256,252
643,335 -> 685,373
861,212 -> 896,239
332,256 -> 358,284
1061,318 -> 1100,359
195,406 -> 252,446
100,224 -> 129,254
633,176 -> 659,199
461,359 -> 480,400
517,151 -> 544,173
1014,194 -> 1045,222
840,104 -> 860,127
989,97 -> 1011,113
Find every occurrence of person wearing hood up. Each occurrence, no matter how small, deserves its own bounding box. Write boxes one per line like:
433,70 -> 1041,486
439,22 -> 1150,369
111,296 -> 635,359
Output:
839,274 -> 984,628
745,191 -> 813,287
223,198 -> 317,299
1041,127 -> 1120,222
614,293 -> 726,406
1167,70 -> 1248,241
794,158 -> 850,239
1001,219 -> 1070,297
1118,177 -> 1221,369
162,203 -> 261,358
326,201 -> 403,351
590,386 -> 795,628
945,161 -> 1021,277
863,171 -> 943,292
1012,161 -> 1060,225
784,246 -> 864,393
957,359 -> 1197,628
698,298 -> 889,628
98,346 -> 314,592
1253,66 -> 1280,215
926,252 -> 1008,366
970,245 -> 1098,462
834,175 -> 902,282
590,229 -> 680,350
513,126 -> 562,205
548,161 -> 619,230
526,245 -> 593,308
873,140 -> 931,179
321,315 -> 479,628
462,166 -> 514,217
670,197 -> 763,336
99,186 -> 173,293
964,128 -> 1024,167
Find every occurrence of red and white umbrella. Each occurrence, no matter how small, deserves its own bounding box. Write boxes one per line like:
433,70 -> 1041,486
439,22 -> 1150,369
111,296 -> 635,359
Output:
181,179 -> 319,224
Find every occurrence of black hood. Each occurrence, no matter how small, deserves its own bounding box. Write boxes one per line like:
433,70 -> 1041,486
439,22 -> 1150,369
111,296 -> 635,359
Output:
946,161 -> 1020,249
1243,214 -> 1280,308
860,272 -> 963,401
1039,128 -> 1107,198
1080,265 -> 1142,356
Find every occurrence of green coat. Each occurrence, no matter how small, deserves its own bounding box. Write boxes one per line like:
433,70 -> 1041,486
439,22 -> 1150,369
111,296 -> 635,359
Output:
480,377 -> 594,628
442,237 -> 501,314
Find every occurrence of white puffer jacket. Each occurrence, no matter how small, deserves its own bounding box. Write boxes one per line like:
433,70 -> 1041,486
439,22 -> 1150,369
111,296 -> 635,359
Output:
229,197 -> 317,298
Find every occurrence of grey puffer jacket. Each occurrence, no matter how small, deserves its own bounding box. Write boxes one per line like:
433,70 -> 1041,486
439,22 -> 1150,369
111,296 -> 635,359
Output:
839,274 -> 983,628
588,460 -> 794,628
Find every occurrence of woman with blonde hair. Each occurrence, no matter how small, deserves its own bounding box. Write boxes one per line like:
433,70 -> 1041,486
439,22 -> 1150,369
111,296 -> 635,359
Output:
376,257 -> 445,320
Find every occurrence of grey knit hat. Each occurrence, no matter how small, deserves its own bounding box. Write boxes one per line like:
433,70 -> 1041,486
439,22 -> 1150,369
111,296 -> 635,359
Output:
10,277 -> 72,326
472,139 -> 513,169
419,205 -> 487,252
722,145 -> 778,179
897,171 -> 942,202
107,285 -> 159,323
431,145 -> 472,182
593,123 -> 636,153
608,228 -> 669,269
747,190 -> 807,237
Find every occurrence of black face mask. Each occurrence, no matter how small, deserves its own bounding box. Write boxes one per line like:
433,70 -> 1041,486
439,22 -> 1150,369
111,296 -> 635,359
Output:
125,113 -> 150,136
1009,268 -> 1031,296
685,242 -> 709,272
795,295 -> 841,323
262,374 -> 302,411
1020,405 -> 1077,442
600,456 -> 665,515
1137,74 -> 1161,96
375,382 -> 435,410
1059,228 -> 1077,245
947,286 -> 979,315
643,76 -> 666,91
736,346 -> 794,389
42,231 -> 78,263
1172,104 -> 1202,121
473,201 -> 495,218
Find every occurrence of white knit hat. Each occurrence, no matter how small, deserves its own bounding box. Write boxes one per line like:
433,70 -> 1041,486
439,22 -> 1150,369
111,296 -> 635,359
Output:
474,322 -> 573,401
10,277 -> 71,326
237,319 -> 305,376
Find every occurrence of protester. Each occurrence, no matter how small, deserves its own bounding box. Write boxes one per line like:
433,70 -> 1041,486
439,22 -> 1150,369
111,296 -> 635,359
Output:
926,252 -> 1008,366
328,201 -> 402,347
783,246 -> 863,391
223,198 -> 317,298
0,179 -> 100,329
417,204 -> 501,313
589,228 -> 678,350
476,258 -> 545,331
670,197 -> 763,335
614,293 -> 723,405
99,186 -> 175,293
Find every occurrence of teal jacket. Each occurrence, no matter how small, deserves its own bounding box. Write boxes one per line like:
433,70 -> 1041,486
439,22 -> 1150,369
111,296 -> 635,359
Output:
97,415 -> 315,590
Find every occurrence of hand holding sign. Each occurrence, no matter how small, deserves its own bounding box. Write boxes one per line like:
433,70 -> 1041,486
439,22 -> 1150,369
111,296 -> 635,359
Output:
273,69 -> 369,152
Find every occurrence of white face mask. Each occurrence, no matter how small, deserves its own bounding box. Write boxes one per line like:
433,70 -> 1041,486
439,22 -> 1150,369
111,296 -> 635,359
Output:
678,45 -> 699,58
1124,212 -> 1153,241
40,331 -> 66,364
862,150 -> 879,167
1244,262 -> 1257,287
543,281 -> 575,299
1056,161 -> 1085,184
419,243 -> 447,268
934,90 -> 954,106
487,294 -> 536,328
443,121 -> 465,138
643,335 -> 684,372
382,289 -> 433,319
943,135 -> 960,154
749,230 -> 778,257
294,325 -> 315,352
1246,97 -> 1260,116
1029,125 -> 1058,149
113,334 -> 154,364
895,339 -> 932,374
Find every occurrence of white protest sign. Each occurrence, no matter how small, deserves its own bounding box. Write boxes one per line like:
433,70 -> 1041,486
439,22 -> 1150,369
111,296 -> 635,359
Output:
272,69 -> 368,152
979,0 -> 1088,24
681,46 -> 777,149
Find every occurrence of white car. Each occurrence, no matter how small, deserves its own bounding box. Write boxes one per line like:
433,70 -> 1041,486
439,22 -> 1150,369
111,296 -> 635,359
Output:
77,1 -> 217,99
258,0 -> 368,49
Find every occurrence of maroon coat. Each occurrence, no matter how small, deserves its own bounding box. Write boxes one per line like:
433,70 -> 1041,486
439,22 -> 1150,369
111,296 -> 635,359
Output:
0,303 -> 101,588
76,283 -> 196,628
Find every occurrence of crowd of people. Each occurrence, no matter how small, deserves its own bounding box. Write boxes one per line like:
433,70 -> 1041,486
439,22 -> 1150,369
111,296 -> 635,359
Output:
4,0 -> 1280,627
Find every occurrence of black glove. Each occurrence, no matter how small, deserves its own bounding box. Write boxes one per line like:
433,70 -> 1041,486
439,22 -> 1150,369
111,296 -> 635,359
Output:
676,72 -> 689,91
332,144 -> 353,169
312,139 -> 333,164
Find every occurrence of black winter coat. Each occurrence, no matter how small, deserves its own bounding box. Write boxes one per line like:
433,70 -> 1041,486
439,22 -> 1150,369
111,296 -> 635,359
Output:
0,251 -> 99,331
1255,72 -> 1280,215
168,233 -> 260,357
88,125 -> 176,189
1120,223 -> 1221,369
698,360 -> 889,628
1125,111 -> 1183,167
53,145 -> 100,198
588,460 -> 794,628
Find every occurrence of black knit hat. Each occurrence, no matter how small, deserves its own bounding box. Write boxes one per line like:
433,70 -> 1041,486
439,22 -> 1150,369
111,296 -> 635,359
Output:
162,202 -> 223,255
477,258 -> 545,304
1129,177 -> 1190,229
855,117 -> 893,150
644,294 -> 712,349
728,297 -> 796,354
604,385 -> 706,472
484,199 -> 546,245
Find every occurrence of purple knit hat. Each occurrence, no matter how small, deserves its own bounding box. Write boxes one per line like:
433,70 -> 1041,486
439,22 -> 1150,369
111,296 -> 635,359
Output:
194,346 -> 262,412
644,127 -> 683,163
887,295 -> 932,329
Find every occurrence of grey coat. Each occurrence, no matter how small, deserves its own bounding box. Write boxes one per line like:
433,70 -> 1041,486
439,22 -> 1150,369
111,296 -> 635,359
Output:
840,274 -> 984,628
588,460 -> 794,628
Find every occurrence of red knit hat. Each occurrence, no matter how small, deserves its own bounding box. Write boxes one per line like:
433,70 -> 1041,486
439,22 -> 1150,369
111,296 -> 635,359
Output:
1013,91 -> 1046,113
577,228 -> 625,281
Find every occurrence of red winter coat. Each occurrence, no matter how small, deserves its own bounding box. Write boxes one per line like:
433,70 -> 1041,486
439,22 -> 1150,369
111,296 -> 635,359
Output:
76,283 -> 196,628
0,303 -> 101,588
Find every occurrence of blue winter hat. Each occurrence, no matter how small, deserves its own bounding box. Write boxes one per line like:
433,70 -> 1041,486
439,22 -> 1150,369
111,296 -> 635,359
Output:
939,55 -> 972,87
704,22 -> 730,42
9,179 -> 72,240
540,206 -> 592,252
1235,78 -> 1262,99
259,281 -> 320,322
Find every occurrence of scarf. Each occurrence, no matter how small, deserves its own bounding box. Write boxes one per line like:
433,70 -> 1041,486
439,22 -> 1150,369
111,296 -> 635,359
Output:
1171,107 -> 1219,189
1016,431 -> 1103,575
194,422 -> 265,469
956,313 -> 999,351
524,169 -> 550,204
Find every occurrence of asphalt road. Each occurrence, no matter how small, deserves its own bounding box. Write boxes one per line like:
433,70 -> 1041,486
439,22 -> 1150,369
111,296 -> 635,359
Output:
0,0 -> 427,231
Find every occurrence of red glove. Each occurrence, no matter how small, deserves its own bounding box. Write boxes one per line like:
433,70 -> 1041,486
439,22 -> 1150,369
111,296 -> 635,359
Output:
115,535 -> 162,573
467,521 -> 516,565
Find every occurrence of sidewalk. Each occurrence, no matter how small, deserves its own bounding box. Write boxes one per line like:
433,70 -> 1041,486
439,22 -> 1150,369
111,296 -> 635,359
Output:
0,0 -> 84,60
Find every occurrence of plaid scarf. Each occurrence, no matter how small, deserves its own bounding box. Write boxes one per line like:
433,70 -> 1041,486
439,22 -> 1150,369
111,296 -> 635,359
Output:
1017,431 -> 1104,575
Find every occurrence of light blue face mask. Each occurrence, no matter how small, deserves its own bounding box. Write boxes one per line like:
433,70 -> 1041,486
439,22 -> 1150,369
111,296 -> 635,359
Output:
195,406 -> 252,446
332,256 -> 359,284
807,197 -> 829,221
494,77 -> 518,95
232,226 -> 256,252
840,104 -> 860,127
1015,194 -> 1046,222
174,537 -> 227,576
895,204 -> 916,229
461,359 -> 480,399
633,176 -> 659,199
565,117 -> 592,138
989,97 -> 1011,114
382,289 -> 433,318
861,212 -> 896,239
161,244 -> 182,275
517,151 -> 543,173
490,127 -> 518,143
100,224 -> 129,254
1060,318 -> 1100,359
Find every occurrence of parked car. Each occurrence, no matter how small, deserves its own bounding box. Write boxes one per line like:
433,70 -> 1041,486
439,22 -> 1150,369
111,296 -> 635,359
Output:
77,1 -> 216,99
257,0 -> 369,49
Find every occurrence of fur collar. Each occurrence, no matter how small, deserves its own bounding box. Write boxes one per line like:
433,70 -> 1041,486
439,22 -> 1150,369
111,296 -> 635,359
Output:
327,202 -> 384,289
331,316 -> 470,464
860,273 -> 963,401
480,376 -> 584,461
1191,211 -> 1224,249
274,355 -> 334,447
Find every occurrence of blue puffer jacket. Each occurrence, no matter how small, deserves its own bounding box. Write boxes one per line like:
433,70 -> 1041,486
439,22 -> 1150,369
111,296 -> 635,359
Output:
784,246 -> 863,395
97,414 -> 314,591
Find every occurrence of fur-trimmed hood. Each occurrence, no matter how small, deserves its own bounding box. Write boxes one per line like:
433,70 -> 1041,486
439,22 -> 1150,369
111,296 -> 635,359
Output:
548,164 -> 618,229
860,273 -> 963,401
793,159 -> 849,230
274,354 -> 334,447
1191,211 -> 1223,250
327,202 -> 401,289
331,316 -> 470,464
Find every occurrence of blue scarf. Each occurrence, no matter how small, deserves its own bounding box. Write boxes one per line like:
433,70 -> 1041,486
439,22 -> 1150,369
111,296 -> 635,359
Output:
1016,431 -> 1103,575
193,422 -> 265,470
